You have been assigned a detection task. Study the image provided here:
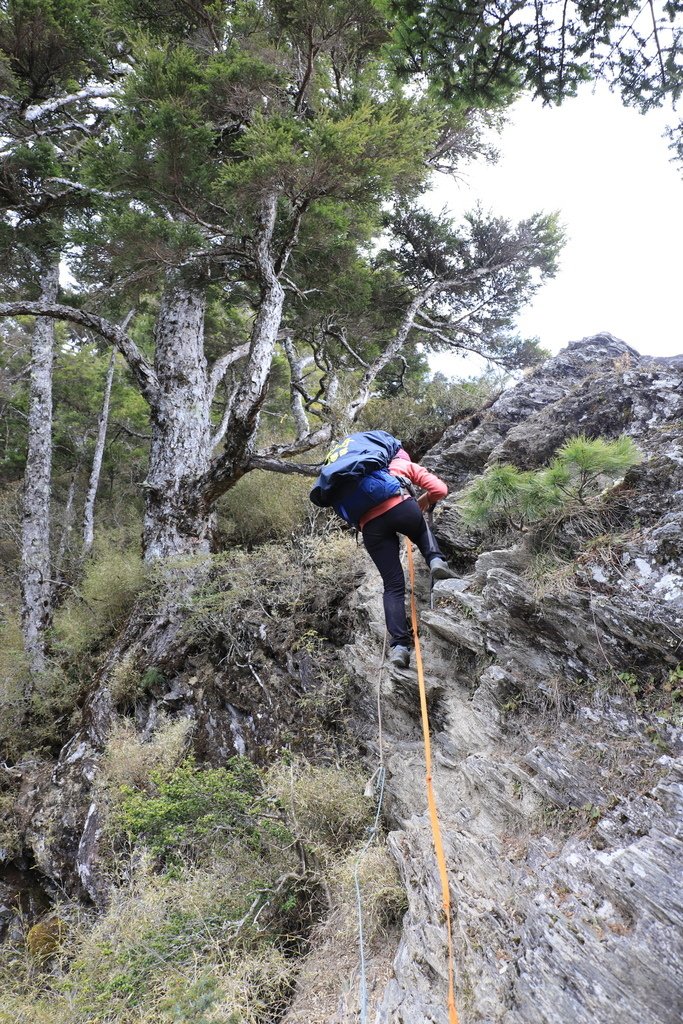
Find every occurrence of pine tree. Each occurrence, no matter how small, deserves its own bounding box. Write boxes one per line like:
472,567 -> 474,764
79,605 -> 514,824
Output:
458,434 -> 642,533
0,0 -> 123,672
390,0 -> 683,160
1,0 -> 563,564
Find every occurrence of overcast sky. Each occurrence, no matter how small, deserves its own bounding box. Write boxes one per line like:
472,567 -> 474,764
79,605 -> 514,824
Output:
428,83 -> 682,376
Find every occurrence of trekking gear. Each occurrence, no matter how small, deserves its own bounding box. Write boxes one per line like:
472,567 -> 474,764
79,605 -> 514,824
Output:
430,556 -> 458,581
362,498 -> 441,647
389,644 -> 410,669
310,430 -> 403,527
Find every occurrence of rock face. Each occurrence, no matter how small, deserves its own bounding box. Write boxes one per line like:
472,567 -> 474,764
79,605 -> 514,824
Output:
3,334 -> 682,1024
334,335 -> 683,1023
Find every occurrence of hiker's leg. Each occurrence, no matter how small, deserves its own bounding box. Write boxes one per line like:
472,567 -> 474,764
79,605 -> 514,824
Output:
391,497 -> 442,566
362,514 -> 410,648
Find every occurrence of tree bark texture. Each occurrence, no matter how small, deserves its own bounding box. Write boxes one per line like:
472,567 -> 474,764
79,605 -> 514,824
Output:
83,348 -> 117,556
55,467 -> 78,582
142,274 -> 214,561
21,258 -> 59,677
202,191 -> 286,505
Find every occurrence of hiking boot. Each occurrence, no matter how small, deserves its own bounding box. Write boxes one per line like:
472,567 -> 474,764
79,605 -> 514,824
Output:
430,556 -> 458,581
389,645 -> 410,669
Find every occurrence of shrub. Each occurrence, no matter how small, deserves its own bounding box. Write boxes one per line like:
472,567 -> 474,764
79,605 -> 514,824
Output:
266,760 -> 373,863
332,845 -> 407,942
0,613 -> 31,744
219,470 -> 312,546
359,374 -> 497,460
458,434 -> 641,534
98,716 -> 193,796
110,756 -> 292,864
182,533 -> 364,656
155,949 -> 295,1024
0,855 -> 299,1024
0,788 -> 21,860
0,613 -> 82,758
51,543 -> 147,655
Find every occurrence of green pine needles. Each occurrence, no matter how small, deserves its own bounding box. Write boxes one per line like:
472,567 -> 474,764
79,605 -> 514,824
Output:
458,434 -> 642,533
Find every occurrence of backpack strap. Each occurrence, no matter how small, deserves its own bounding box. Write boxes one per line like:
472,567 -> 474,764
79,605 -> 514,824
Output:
394,473 -> 419,500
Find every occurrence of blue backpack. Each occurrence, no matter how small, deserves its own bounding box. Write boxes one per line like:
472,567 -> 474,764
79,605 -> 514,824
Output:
310,431 -> 403,527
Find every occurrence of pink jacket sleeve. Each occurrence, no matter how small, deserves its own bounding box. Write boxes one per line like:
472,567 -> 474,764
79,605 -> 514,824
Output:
390,454 -> 448,505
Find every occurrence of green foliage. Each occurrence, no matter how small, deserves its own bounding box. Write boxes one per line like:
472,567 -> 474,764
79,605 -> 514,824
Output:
219,469 -> 312,545
51,542 -> 147,654
458,434 -> 641,533
390,0 -> 682,124
112,756 -> 291,863
379,204 -> 563,368
0,0 -> 110,99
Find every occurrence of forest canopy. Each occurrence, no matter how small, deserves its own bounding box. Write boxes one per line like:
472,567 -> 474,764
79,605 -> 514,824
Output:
0,0 -> 680,671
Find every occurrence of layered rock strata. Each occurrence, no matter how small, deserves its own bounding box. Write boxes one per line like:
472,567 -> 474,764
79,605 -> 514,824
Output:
328,335 -> 683,1023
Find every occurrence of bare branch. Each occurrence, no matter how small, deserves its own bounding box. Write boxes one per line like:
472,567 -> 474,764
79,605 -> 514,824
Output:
211,386 -> 234,448
283,336 -> 314,439
648,0 -> 667,86
274,200 -> 310,275
247,455 -> 321,477
258,424 -> 332,461
343,262 -> 519,422
326,323 -> 369,368
22,84 -> 122,123
83,310 -> 134,554
208,341 -> 250,397
111,422 -> 152,441
45,177 -> 120,200
0,301 -> 159,404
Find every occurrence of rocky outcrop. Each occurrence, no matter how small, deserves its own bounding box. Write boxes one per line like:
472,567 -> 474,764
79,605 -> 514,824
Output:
309,335 -> 683,1023
3,334 -> 682,1024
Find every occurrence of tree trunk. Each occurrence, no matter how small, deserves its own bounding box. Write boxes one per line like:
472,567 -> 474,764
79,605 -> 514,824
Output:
83,349 -> 116,556
21,258 -> 59,677
142,273 -> 214,561
55,466 -> 79,583
201,191 -> 287,505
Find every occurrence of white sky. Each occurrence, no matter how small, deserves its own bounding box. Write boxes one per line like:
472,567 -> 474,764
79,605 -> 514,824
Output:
428,83 -> 682,376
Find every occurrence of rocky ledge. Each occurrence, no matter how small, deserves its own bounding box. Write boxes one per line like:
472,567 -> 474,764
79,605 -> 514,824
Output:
302,334 -> 683,1023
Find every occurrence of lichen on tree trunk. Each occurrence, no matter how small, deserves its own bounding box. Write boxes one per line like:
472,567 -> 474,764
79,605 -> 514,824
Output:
20,258 -> 59,679
142,272 -> 214,562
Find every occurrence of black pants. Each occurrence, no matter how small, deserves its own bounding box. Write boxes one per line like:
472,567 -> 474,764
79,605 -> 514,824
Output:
362,497 -> 443,648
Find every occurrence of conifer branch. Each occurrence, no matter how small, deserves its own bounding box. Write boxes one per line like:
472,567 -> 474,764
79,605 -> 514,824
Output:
0,301 -> 159,404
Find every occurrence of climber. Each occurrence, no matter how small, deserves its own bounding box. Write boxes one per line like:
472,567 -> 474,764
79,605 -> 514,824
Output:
359,447 -> 457,669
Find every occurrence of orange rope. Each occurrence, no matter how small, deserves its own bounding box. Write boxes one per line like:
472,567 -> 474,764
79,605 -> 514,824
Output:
406,539 -> 459,1024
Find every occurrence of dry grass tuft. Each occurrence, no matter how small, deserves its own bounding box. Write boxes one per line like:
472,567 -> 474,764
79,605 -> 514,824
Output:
52,544 -> 147,655
266,760 -> 373,862
97,715 -> 193,796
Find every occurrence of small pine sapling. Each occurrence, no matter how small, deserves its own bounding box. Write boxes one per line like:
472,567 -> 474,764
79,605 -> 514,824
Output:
458,434 -> 641,533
